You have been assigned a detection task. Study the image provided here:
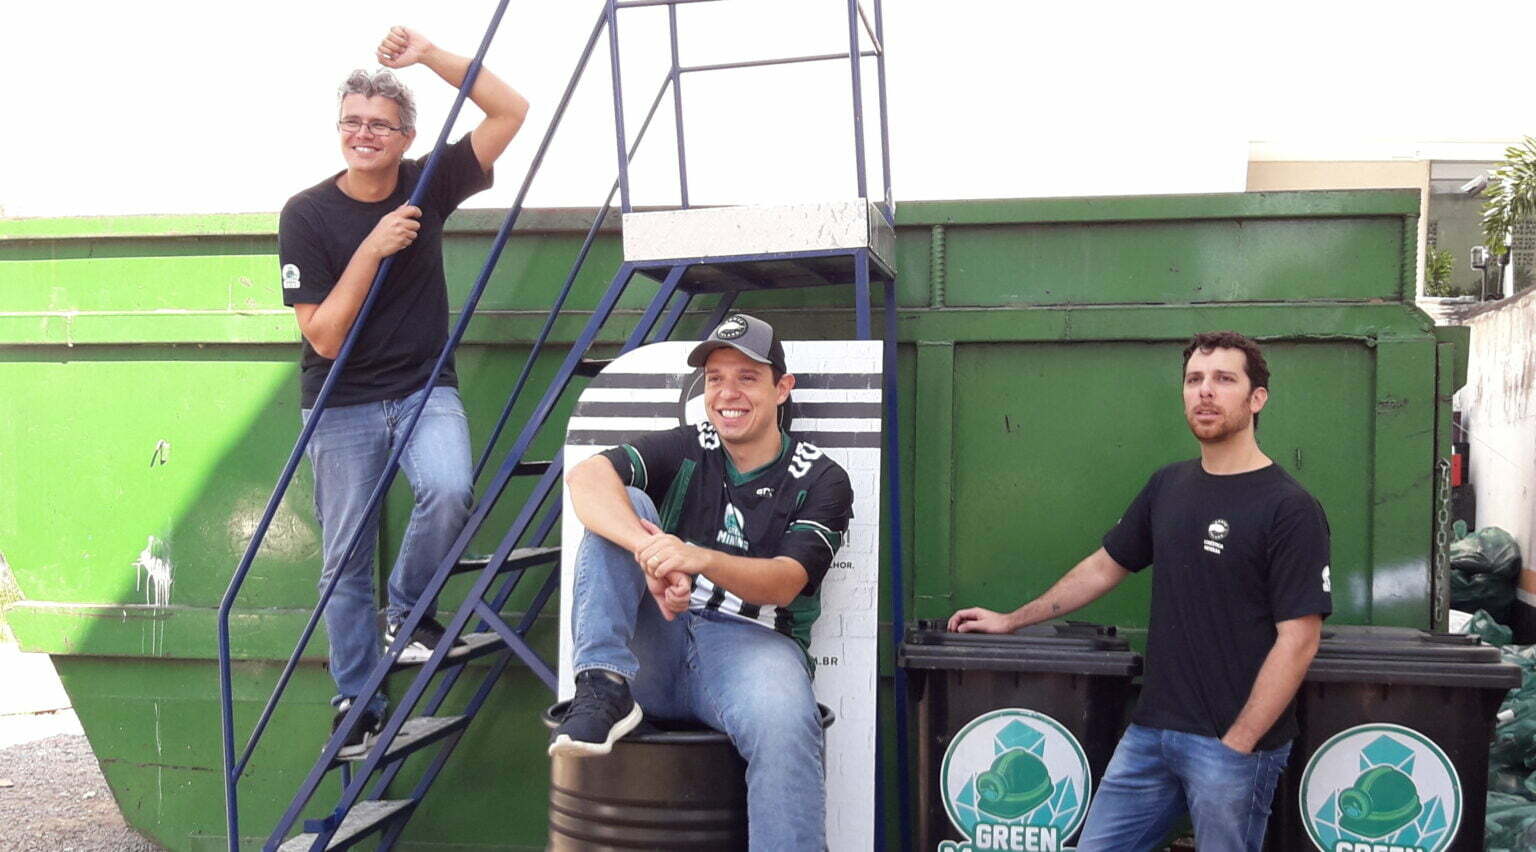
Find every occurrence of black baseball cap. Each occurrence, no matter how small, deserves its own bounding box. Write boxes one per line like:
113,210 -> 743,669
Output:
687,313 -> 787,374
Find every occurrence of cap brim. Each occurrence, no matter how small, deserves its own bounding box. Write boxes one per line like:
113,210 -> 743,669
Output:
687,340 -> 773,368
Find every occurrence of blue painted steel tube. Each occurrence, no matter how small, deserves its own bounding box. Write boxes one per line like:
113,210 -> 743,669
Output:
845,0 -> 869,199
473,70 -> 680,482
884,277 -> 912,852
669,3 -> 690,208
872,0 -> 895,223
855,249 -> 873,339
607,0 -> 633,213
215,3 -> 509,847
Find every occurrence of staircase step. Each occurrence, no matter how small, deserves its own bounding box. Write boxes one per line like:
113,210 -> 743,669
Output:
452,546 -> 561,577
278,799 -> 415,851
575,357 -> 613,378
389,630 -> 505,672
336,715 -> 467,766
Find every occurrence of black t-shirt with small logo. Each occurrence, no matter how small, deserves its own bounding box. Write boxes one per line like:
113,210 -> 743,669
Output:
600,423 -> 854,656
1102,459 -> 1333,751
278,135 -> 491,408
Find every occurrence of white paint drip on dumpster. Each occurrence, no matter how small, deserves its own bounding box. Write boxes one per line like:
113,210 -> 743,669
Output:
134,536 -> 173,608
133,536 -> 173,656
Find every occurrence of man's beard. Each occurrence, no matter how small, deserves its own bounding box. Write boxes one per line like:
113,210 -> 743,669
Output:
1186,403 -> 1253,444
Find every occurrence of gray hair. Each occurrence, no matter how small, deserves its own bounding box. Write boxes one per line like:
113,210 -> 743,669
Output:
337,69 -> 417,133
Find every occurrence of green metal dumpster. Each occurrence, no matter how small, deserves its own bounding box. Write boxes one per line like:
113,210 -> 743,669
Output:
0,190 -> 1466,848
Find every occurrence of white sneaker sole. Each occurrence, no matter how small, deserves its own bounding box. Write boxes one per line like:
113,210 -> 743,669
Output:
394,642 -> 432,665
547,702 -> 644,758
336,732 -> 376,760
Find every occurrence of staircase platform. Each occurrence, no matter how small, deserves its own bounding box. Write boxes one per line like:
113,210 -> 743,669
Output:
622,201 -> 896,292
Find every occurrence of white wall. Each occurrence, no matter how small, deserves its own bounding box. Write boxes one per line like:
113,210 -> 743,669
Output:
1457,287 -> 1536,576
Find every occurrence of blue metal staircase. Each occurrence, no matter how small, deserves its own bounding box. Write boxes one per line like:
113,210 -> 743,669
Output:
217,1 -> 905,849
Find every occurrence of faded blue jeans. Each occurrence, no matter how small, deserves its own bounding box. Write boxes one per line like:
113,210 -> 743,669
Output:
302,385 -> 473,712
571,488 -> 826,852
1074,723 -> 1292,851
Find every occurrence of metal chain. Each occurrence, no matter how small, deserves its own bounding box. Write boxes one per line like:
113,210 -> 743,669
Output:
1433,457 -> 1453,629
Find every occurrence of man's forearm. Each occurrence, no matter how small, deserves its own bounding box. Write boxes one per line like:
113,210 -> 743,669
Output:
694,550 -> 807,609
566,456 -> 649,553
1006,548 -> 1128,630
299,247 -> 382,358
418,47 -> 526,122
1222,615 -> 1322,752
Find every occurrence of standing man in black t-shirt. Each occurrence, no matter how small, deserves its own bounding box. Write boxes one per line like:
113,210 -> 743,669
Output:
948,331 -> 1332,851
551,314 -> 854,850
277,25 -> 528,757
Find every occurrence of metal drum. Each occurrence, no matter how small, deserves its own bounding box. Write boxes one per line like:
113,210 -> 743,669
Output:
542,701 -> 834,850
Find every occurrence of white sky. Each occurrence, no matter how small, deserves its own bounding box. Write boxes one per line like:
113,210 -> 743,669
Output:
3,0 -> 1534,219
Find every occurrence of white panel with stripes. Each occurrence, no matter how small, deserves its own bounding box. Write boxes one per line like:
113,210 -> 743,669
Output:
560,340 -> 881,852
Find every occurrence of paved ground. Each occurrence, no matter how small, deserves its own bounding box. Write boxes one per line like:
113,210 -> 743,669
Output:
0,643 -> 163,851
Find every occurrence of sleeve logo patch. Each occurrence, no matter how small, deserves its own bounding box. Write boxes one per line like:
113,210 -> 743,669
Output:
1321,564 -> 1332,593
281,263 -> 302,289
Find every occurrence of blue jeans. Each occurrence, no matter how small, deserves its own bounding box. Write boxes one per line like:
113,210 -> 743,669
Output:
302,385 -> 473,712
1075,724 -> 1291,852
572,488 -> 826,852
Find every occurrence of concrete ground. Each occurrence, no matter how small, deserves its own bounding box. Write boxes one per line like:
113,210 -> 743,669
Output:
0,641 -> 162,850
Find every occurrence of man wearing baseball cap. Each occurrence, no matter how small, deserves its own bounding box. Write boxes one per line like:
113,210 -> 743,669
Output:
552,313 -> 854,850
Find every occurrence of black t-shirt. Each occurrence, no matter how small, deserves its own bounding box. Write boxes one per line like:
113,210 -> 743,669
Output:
1102,460 -> 1333,750
278,135 -> 492,408
600,423 -> 855,654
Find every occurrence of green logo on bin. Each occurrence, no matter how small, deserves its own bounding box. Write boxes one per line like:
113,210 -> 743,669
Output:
1299,723 -> 1462,852
937,708 -> 1091,852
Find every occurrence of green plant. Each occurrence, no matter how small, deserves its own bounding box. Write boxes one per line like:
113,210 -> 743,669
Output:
1424,247 -> 1457,297
1482,136 -> 1536,255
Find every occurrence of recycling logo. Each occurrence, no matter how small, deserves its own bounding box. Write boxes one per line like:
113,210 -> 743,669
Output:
1299,723 -> 1462,852
938,708 -> 1091,852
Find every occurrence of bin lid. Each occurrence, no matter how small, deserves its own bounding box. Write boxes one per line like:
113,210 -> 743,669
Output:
898,620 -> 1142,677
1307,624 -> 1523,689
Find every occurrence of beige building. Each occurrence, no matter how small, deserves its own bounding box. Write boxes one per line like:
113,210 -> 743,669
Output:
1247,139 -> 1522,310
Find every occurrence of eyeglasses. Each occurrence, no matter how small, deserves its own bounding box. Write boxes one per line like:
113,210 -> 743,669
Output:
337,118 -> 404,137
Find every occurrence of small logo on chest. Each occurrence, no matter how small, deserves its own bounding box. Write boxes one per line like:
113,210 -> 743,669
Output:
755,486 -> 774,498
717,502 -> 749,550
1203,519 -> 1230,555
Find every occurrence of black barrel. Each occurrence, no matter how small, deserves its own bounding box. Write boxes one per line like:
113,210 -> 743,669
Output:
1267,625 -> 1523,852
900,620 -> 1142,851
542,701 -> 834,851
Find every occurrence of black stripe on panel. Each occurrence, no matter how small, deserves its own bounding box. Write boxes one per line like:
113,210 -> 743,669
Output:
588,371 -> 879,390
792,373 -> 881,389
571,401 -> 884,419
588,372 -> 690,389
572,402 -> 676,418
568,429 -> 882,448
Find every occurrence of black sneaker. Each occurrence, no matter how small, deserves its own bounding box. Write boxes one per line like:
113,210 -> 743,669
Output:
385,615 -> 466,665
331,700 -> 382,760
548,670 -> 643,758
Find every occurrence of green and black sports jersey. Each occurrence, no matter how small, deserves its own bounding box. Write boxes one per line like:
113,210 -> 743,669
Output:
599,422 -> 854,653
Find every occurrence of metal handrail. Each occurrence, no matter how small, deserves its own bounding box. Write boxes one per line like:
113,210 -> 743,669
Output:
219,0 -> 900,846
219,2 -> 599,846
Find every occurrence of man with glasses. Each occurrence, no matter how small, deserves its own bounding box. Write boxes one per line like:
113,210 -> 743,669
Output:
277,25 -> 528,757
